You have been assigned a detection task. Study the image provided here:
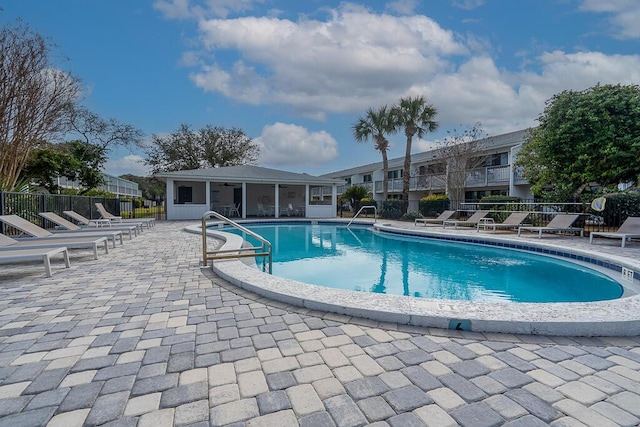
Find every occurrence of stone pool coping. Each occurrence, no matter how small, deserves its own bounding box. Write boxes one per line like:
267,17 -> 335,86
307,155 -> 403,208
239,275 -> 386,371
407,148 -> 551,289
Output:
186,220 -> 640,337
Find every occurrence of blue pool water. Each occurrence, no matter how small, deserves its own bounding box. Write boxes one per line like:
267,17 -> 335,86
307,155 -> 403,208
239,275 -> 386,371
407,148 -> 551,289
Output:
222,223 -> 623,303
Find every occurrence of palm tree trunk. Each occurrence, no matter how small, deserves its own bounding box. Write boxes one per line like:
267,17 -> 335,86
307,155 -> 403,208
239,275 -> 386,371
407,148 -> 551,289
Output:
402,133 -> 412,213
382,150 -> 389,202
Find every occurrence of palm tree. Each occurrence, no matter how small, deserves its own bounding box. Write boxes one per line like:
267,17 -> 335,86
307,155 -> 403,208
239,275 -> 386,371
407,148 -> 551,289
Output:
392,96 -> 438,213
352,106 -> 396,201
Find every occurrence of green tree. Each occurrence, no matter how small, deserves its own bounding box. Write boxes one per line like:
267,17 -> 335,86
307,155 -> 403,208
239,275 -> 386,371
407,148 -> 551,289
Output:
342,185 -> 370,206
517,84 -> 640,199
352,106 -> 396,201
0,21 -> 81,190
145,124 -> 259,173
21,140 -> 106,194
392,96 -> 438,212
120,174 -> 165,200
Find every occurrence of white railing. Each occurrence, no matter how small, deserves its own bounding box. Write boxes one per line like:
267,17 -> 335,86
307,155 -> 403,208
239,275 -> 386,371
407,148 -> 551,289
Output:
347,205 -> 377,227
201,211 -> 272,273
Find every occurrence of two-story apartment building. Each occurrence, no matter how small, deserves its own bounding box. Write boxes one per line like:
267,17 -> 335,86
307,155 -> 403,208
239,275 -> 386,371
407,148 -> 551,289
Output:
322,129 -> 534,212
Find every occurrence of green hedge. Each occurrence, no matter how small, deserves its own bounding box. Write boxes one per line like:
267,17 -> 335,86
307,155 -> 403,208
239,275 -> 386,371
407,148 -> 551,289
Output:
418,195 -> 450,217
381,200 -> 403,219
593,192 -> 640,227
479,195 -> 522,222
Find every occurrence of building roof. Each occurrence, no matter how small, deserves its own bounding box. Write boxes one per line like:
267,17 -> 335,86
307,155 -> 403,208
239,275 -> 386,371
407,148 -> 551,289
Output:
155,165 -> 342,185
322,128 -> 529,178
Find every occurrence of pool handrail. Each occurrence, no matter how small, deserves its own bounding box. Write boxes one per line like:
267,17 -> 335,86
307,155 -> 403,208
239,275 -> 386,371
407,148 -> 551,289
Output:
347,205 -> 377,227
201,211 -> 272,273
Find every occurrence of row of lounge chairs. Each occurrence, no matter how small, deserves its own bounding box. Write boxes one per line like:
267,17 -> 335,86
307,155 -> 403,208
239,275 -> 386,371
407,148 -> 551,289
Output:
0,203 -> 156,277
415,210 -> 640,247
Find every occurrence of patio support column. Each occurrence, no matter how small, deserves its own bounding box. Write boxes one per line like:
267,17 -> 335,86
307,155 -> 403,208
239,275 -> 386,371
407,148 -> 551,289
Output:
274,184 -> 280,218
241,182 -> 247,218
332,184 -> 337,217
206,181 -> 211,211
305,185 -> 309,217
166,179 -> 174,220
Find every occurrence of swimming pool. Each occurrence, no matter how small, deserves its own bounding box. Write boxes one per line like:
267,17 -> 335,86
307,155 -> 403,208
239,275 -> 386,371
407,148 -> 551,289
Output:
223,222 -> 623,303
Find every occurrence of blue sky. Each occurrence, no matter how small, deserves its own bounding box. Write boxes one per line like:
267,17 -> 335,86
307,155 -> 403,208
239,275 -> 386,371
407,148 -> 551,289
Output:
3,0 -> 639,177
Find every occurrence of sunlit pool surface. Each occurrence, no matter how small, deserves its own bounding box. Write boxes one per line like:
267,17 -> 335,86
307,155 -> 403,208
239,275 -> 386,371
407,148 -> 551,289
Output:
221,223 -> 623,303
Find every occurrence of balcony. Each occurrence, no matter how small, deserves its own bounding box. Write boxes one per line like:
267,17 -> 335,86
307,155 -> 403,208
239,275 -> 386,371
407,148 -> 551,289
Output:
411,174 -> 446,191
513,166 -> 528,185
465,165 -> 511,187
336,182 -> 373,195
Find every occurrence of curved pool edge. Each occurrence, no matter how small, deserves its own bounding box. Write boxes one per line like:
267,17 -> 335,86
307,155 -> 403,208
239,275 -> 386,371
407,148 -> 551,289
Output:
186,221 -> 640,337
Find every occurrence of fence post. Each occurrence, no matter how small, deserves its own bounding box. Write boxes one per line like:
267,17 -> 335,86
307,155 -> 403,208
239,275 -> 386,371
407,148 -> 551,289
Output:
0,191 -> 4,234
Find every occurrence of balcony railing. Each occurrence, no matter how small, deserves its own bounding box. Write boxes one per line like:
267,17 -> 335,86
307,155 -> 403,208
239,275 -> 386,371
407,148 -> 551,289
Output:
339,164 -> 518,195
411,174 -> 446,190
465,165 -> 511,187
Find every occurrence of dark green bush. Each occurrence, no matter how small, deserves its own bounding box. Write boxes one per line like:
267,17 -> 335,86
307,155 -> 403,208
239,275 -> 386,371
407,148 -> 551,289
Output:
595,191 -> 640,227
352,198 -> 377,214
381,200 -> 403,219
418,194 -> 450,217
479,195 -> 522,222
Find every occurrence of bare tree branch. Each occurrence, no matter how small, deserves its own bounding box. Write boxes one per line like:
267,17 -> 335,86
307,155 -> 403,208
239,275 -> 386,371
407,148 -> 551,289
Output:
0,21 -> 81,190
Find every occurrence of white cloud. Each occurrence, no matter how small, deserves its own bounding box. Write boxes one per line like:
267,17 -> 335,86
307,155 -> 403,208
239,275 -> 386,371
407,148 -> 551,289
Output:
103,155 -> 151,177
451,0 -> 485,10
579,0 -> 640,39
189,5 -> 467,117
154,0 -> 265,19
168,2 -> 640,140
386,0 -> 418,15
255,123 -> 339,167
416,51 -> 640,136
413,138 -> 440,153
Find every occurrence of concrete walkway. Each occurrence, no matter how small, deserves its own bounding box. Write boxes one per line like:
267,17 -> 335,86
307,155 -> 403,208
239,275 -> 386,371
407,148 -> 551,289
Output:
0,220 -> 639,427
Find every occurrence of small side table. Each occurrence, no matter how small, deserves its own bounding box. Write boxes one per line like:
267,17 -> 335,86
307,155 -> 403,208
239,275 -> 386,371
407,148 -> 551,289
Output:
477,217 -> 494,232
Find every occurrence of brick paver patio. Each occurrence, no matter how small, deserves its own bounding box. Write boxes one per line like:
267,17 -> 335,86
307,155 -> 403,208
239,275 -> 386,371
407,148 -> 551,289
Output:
0,220 -> 639,426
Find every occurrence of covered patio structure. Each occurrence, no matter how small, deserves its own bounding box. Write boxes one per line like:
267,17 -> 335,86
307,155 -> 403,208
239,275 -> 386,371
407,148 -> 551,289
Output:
155,165 -> 342,220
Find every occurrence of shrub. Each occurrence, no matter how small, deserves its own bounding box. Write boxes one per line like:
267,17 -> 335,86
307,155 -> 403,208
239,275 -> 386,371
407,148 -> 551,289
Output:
419,194 -> 450,217
479,195 -> 522,222
352,197 -> 377,214
381,200 -> 403,219
595,191 -> 640,227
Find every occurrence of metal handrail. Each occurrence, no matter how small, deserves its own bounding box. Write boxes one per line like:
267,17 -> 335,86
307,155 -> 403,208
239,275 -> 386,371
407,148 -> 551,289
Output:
347,205 -> 377,227
201,211 -> 272,273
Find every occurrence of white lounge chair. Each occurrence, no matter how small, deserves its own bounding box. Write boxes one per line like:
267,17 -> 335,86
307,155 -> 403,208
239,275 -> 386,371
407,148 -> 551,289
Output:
40,212 -> 137,239
518,214 -> 584,238
0,246 -> 70,277
0,214 -> 122,248
590,217 -> 640,248
95,203 -> 155,228
443,210 -> 490,229
64,210 -> 143,233
414,210 -> 456,226
477,212 -> 531,233
0,232 -> 108,260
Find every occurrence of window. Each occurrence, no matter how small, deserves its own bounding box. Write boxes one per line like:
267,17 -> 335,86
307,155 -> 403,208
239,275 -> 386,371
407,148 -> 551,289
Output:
363,174 -> 372,183
174,181 -> 206,204
484,152 -> 509,167
387,169 -> 403,179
